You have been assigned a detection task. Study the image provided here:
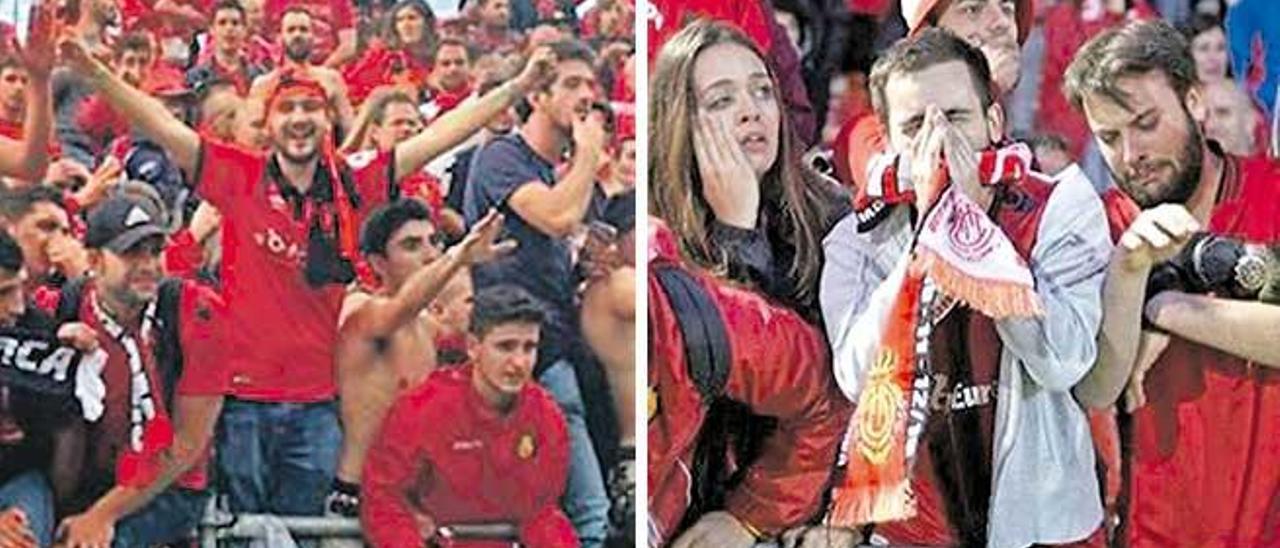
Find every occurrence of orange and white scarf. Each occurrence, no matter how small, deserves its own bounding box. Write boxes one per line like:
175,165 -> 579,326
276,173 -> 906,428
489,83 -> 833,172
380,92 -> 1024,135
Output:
831,143 -> 1043,526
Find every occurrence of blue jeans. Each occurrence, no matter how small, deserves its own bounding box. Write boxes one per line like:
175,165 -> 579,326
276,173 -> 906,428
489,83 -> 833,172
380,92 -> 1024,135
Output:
216,399 -> 342,516
0,470 -> 53,546
539,360 -> 609,548
113,488 -> 209,547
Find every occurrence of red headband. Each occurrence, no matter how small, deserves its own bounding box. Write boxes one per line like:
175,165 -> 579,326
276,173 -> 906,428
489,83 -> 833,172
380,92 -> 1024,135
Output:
266,74 -> 330,113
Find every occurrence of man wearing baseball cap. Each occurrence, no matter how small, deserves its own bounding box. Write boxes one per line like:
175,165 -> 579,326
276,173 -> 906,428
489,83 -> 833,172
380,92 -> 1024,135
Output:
832,0 -> 1033,195
52,194 -> 228,547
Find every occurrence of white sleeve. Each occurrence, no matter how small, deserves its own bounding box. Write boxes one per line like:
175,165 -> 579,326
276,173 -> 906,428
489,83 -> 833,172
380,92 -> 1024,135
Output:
995,171 -> 1114,391
820,213 -> 912,401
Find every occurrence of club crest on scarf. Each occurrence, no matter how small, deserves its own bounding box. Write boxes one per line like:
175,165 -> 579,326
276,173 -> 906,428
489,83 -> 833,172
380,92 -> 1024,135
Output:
832,143 -> 1044,527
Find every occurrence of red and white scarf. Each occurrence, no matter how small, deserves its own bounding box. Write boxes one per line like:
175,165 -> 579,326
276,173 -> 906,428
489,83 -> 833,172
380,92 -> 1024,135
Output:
831,143 -> 1043,526
93,295 -> 175,488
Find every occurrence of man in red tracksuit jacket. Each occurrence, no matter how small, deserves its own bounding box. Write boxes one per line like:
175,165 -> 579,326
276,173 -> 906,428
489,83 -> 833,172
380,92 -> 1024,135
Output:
647,220 -> 848,547
361,285 -> 578,548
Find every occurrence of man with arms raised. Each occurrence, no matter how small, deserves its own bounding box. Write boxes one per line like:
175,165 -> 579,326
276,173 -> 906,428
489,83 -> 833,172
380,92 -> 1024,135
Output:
327,202 -> 512,520
57,30 -> 556,521
248,6 -> 355,135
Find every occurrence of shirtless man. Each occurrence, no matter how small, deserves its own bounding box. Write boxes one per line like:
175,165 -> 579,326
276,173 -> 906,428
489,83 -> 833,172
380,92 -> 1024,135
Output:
328,201 -> 513,518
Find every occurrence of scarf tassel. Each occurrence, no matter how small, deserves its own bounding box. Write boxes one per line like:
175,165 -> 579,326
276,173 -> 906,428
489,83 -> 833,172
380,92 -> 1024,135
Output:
915,250 -> 1044,319
829,476 -> 917,526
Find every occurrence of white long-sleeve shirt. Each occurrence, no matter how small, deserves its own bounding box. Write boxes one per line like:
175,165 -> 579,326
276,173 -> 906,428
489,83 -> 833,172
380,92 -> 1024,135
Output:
819,165 -> 1113,548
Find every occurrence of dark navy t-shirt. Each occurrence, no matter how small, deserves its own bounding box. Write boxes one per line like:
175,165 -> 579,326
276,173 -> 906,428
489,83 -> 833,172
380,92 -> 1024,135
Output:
463,134 -> 577,375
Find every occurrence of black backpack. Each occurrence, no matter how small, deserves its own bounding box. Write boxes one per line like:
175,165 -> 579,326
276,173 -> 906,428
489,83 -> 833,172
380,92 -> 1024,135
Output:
55,277 -> 186,410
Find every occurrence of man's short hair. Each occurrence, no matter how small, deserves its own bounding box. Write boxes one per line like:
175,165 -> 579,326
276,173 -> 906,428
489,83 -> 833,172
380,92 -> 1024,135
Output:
1064,20 -> 1196,113
367,90 -> 420,126
0,185 -> 64,221
546,39 -> 596,73
868,28 -> 995,126
0,55 -> 23,75
212,0 -> 245,19
280,5 -> 313,27
469,285 -> 545,337
0,231 -> 22,274
434,37 -> 474,63
359,199 -> 432,256
115,32 -> 153,59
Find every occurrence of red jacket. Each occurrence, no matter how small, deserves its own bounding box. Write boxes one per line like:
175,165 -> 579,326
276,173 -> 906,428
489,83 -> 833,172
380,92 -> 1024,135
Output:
361,366 -> 577,548
647,220 -> 848,545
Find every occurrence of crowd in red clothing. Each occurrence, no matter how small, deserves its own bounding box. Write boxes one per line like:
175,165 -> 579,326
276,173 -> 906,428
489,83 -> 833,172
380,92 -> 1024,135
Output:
0,0 -> 635,546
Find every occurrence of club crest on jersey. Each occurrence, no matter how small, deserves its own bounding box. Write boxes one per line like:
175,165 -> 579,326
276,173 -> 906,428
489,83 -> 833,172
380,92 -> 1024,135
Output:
516,433 -> 536,460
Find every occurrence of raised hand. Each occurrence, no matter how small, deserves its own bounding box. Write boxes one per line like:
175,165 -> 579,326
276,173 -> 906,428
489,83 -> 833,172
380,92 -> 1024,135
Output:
515,46 -> 558,93
56,36 -> 100,78
694,114 -> 758,229
18,2 -> 58,79
454,209 -> 517,265
72,157 -> 121,208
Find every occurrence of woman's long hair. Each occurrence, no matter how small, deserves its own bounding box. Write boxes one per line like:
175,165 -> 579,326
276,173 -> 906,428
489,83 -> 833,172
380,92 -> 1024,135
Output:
384,0 -> 438,62
649,19 -> 842,313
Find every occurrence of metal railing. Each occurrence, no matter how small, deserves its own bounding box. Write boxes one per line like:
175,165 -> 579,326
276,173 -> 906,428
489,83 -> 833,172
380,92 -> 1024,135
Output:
197,499 -> 520,546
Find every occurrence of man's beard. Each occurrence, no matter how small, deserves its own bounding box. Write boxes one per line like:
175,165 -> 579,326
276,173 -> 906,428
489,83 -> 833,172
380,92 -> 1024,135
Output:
1110,111 -> 1204,209
277,142 -> 319,164
285,41 -> 313,63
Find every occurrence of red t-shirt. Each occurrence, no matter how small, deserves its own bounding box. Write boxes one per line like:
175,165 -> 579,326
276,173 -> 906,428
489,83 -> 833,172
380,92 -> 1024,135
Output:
1121,154 -> 1280,547
264,0 -> 355,65
195,138 -> 396,401
69,280 -> 226,493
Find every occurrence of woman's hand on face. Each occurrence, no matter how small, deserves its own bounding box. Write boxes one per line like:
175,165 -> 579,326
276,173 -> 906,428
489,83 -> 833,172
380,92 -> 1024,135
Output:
694,114 -> 759,230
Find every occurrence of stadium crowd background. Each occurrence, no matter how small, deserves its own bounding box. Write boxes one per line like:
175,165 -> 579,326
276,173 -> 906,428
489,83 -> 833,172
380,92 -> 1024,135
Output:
0,0 -> 636,545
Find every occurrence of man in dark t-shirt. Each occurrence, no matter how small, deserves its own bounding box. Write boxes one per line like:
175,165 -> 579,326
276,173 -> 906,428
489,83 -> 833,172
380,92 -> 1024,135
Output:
0,231 -> 91,548
462,39 -> 610,547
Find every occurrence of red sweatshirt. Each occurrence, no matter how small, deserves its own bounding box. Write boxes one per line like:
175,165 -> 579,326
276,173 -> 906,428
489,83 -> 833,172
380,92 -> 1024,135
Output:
361,366 -> 578,548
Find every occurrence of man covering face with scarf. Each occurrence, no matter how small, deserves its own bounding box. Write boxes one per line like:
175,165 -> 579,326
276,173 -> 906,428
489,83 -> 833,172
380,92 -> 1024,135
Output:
818,29 -> 1112,547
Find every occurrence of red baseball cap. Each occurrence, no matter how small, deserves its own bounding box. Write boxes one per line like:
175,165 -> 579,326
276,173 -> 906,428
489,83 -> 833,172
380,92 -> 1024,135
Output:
901,0 -> 1034,45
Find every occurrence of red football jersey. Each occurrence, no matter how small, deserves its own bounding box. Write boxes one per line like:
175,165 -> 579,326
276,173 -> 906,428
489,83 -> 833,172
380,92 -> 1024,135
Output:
1119,154 -> 1280,547
195,138 -> 395,402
